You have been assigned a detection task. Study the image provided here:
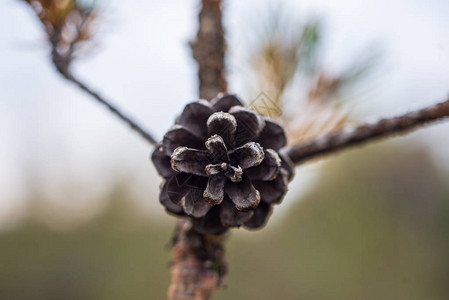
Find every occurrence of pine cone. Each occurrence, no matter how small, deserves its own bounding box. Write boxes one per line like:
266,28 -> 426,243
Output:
152,94 -> 294,234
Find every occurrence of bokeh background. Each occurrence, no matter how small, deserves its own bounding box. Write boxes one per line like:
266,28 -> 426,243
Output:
1,0 -> 449,299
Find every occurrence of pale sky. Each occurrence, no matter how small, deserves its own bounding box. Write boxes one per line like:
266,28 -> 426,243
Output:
1,0 -> 449,228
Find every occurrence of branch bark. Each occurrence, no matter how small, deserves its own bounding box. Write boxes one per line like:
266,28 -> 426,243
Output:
286,97 -> 449,165
168,220 -> 227,300
168,1 -> 228,299
191,0 -> 227,100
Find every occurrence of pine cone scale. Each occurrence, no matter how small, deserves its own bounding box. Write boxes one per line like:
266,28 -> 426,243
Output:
177,101 -> 214,139
203,175 -> 226,205
225,175 -> 261,211
170,147 -> 209,176
163,125 -> 205,156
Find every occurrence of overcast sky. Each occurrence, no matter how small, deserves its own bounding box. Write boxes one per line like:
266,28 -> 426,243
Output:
1,0 -> 449,228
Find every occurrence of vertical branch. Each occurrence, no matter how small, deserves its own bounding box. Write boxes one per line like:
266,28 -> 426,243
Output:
191,0 -> 228,100
168,1 -> 228,299
168,220 -> 227,300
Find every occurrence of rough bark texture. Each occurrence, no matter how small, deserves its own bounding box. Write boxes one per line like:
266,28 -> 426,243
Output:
168,220 -> 227,300
191,0 -> 227,100
286,98 -> 449,165
168,1 -> 229,299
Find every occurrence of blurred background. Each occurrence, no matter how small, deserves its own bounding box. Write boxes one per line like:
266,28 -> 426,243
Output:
1,0 -> 449,299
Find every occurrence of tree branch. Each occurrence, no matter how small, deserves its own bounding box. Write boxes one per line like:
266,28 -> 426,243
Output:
285,97 -> 449,165
21,0 -> 158,146
168,1 -> 228,299
52,58 -> 158,146
191,0 -> 227,100
168,220 -> 227,300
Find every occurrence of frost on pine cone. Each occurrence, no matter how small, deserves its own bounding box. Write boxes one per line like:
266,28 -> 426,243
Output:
151,94 -> 294,234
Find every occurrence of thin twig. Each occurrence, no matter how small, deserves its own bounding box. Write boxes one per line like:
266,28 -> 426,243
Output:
21,0 -> 158,146
285,97 -> 449,165
52,57 -> 158,146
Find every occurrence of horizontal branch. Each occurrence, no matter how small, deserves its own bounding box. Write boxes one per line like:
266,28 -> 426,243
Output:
285,97 -> 449,165
53,58 -> 158,147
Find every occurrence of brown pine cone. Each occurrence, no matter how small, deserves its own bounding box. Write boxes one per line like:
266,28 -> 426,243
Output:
152,94 -> 294,234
